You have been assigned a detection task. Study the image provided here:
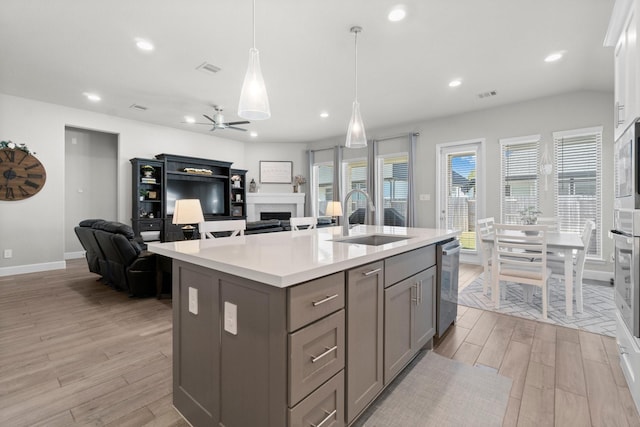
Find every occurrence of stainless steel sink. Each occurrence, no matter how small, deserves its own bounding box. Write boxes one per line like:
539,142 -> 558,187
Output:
331,234 -> 410,246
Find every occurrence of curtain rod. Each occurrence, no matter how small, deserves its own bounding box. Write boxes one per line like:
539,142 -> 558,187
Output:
374,132 -> 420,142
309,145 -> 339,154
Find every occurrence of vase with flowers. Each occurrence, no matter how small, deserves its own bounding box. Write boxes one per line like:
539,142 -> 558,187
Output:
231,174 -> 242,188
293,175 -> 306,193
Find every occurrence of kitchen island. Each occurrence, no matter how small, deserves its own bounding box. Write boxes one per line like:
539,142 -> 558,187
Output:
148,225 -> 458,427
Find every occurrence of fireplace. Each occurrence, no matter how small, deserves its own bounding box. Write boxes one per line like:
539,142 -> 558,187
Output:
246,193 -> 305,222
261,212 -> 291,221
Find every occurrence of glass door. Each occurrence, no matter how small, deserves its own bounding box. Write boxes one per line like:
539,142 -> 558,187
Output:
437,142 -> 482,252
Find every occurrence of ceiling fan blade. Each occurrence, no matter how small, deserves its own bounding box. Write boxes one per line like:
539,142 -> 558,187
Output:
226,121 -> 250,126
182,122 -> 215,125
227,126 -> 247,132
203,114 -> 217,124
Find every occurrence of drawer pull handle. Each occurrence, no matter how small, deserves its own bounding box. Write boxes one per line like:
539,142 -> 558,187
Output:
312,294 -> 339,307
363,268 -> 382,276
311,409 -> 337,427
311,346 -> 338,363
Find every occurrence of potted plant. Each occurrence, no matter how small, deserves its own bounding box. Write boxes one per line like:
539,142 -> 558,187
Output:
520,206 -> 542,225
139,189 -> 148,201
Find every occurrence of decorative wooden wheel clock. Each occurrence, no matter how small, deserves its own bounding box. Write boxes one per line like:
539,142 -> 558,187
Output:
0,148 -> 47,201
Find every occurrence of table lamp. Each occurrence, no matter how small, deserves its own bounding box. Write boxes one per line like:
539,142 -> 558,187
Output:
325,201 -> 343,224
172,199 -> 205,240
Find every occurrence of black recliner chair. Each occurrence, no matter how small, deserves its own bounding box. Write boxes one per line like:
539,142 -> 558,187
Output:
74,219 -> 108,278
76,220 -> 157,297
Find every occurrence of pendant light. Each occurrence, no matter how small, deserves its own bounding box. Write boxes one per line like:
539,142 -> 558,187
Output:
346,26 -> 367,148
238,0 -> 270,120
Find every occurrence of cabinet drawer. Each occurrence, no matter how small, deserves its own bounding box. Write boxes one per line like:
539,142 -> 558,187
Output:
138,220 -> 163,231
288,272 -> 345,332
289,371 -> 344,427
289,310 -> 345,406
384,245 -> 435,288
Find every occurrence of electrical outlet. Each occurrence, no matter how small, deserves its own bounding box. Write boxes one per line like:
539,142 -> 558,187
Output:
419,194 -> 431,201
3,249 -> 12,259
188,287 -> 198,315
224,302 -> 238,335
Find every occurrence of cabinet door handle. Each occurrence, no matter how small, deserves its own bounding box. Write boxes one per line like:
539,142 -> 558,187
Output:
418,280 -> 422,304
362,268 -> 382,276
311,409 -> 337,427
312,294 -> 339,307
411,283 -> 418,303
311,345 -> 338,363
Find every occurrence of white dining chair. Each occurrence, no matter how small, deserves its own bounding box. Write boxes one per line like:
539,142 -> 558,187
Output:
477,217 -> 495,296
199,220 -> 246,239
290,216 -> 317,231
548,220 -> 595,313
493,224 -> 552,319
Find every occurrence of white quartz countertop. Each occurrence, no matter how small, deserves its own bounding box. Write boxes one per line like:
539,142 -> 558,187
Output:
147,225 -> 458,288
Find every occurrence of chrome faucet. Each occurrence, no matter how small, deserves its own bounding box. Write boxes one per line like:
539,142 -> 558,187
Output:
343,189 -> 375,236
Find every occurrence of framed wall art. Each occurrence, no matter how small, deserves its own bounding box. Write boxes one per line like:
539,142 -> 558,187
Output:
259,161 -> 293,184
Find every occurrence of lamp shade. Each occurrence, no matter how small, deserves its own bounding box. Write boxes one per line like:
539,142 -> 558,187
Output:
325,201 -> 343,217
238,47 -> 271,120
172,199 -> 204,225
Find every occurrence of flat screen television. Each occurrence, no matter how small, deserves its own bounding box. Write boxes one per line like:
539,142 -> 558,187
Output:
166,178 -> 225,215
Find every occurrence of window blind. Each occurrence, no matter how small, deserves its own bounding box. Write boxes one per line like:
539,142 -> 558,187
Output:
500,137 -> 540,224
553,127 -> 602,258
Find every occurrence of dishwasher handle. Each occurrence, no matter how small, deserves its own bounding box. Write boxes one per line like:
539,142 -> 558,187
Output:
442,242 -> 461,256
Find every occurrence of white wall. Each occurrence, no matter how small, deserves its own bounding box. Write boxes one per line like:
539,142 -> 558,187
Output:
0,93 -> 245,275
308,90 -> 614,275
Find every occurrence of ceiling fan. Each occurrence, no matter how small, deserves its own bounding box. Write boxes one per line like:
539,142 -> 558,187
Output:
190,106 -> 250,131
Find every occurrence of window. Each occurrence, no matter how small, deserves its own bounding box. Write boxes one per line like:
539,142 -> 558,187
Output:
553,127 -> 602,258
500,136 -> 540,224
342,159 -> 367,222
378,154 -> 408,226
312,162 -> 334,216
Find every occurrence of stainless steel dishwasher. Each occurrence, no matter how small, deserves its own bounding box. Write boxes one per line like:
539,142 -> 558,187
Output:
436,238 -> 461,337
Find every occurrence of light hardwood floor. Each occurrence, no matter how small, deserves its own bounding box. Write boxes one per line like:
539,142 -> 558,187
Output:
1,260 -> 638,426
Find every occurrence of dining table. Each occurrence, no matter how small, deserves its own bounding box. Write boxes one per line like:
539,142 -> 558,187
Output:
482,230 -> 585,317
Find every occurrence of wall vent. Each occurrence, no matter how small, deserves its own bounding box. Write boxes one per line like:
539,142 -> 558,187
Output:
477,90 -> 498,99
129,104 -> 148,111
196,62 -> 222,75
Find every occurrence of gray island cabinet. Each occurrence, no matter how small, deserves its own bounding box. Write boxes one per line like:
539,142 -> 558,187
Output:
148,225 -> 457,427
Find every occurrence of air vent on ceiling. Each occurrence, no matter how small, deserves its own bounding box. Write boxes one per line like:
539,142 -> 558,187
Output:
129,104 -> 148,111
197,62 -> 222,75
477,90 -> 498,99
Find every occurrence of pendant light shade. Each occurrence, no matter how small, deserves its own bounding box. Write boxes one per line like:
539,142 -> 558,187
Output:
346,26 -> 366,148
238,0 -> 270,120
346,101 -> 367,148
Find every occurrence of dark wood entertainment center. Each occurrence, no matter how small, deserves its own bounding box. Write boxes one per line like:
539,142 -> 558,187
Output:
130,154 -> 246,242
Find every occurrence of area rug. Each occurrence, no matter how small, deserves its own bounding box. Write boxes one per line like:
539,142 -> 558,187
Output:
459,276 -> 616,337
353,351 -> 512,427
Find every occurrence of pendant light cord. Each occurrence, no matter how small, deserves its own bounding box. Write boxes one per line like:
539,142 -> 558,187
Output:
354,30 -> 358,102
252,0 -> 256,49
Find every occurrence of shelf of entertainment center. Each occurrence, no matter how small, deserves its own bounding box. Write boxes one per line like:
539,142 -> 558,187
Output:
167,171 -> 229,179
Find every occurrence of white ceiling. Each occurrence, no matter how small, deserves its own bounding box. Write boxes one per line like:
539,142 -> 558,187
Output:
0,0 -> 615,144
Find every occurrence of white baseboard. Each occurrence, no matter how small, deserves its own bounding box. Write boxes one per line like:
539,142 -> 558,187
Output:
583,269 -> 614,283
0,261 -> 66,277
65,251 -> 86,260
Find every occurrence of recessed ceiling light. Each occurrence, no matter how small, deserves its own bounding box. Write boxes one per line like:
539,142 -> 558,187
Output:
448,79 -> 462,88
184,116 -> 196,124
388,5 -> 406,22
250,131 -> 258,138
135,38 -> 154,51
320,112 -> 329,118
83,92 -> 101,102
544,52 -> 564,62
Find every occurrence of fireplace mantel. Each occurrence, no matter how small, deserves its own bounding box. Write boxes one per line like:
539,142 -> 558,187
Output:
246,193 -> 305,222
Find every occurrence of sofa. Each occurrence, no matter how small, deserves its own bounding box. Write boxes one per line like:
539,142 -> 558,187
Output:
244,217 -> 334,234
74,219 -> 157,297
